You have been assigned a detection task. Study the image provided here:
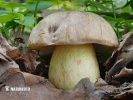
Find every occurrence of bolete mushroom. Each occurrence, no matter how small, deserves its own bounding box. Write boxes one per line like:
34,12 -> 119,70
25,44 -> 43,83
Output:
28,11 -> 118,90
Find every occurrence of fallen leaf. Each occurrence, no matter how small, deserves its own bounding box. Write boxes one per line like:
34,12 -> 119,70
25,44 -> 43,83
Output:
105,32 -> 133,85
15,50 -> 40,73
0,73 -> 95,100
0,33 -> 17,55
0,52 -> 19,83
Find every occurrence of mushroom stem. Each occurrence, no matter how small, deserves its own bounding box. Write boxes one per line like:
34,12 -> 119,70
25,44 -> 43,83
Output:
49,44 -> 100,89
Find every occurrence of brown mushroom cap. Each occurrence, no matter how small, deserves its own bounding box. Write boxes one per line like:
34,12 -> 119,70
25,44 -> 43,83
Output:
28,11 -> 118,52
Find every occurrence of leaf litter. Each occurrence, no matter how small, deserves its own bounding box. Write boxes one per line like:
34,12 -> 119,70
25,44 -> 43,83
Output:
1,32 -> 133,100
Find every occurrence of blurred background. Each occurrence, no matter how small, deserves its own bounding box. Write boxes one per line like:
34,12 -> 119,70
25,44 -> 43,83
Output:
0,0 -> 132,42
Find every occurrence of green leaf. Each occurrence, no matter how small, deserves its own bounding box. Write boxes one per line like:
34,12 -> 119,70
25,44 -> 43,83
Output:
0,10 -> 10,14
23,16 -> 36,27
5,2 -> 23,9
104,16 -> 124,22
37,2 -> 53,10
122,0 -> 133,9
131,3 -> 133,10
5,20 -> 19,30
12,12 -> 24,20
24,2 -> 36,11
0,1 -> 24,10
101,1 -> 112,4
0,11 -> 24,21
88,1 -> 110,11
0,13 -> 14,23
125,20 -> 133,23
0,1 -> 7,9
14,16 -> 36,27
114,0 -> 127,8
25,1 -> 53,11
72,0 -> 87,6
3,12 -> 24,20
26,0 -> 58,3
89,11 -> 130,20
117,13 -> 131,19
103,16 -> 125,28
108,21 -> 116,27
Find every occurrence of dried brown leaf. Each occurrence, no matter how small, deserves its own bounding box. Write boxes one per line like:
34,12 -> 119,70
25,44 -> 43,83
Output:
0,73 -> 95,100
16,50 -> 40,73
0,33 -> 17,55
105,32 -> 133,85
1,71 -> 133,100
95,78 -> 108,87
0,52 -> 19,83
6,49 -> 21,61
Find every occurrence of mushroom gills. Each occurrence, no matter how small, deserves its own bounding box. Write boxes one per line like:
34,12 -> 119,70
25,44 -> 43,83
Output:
49,44 -> 100,89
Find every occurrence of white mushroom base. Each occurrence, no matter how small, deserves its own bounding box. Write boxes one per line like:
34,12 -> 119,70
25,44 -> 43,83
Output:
49,44 -> 100,90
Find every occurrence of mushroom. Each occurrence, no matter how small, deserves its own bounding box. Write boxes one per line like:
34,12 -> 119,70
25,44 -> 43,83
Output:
28,11 -> 118,90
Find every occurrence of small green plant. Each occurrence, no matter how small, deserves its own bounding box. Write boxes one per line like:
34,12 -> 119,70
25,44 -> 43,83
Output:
0,0 -> 53,43
71,0 -> 133,39
48,0 -> 133,39
0,0 -> 133,42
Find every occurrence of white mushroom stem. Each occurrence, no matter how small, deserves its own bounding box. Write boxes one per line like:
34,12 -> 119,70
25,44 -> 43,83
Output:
49,44 -> 100,90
